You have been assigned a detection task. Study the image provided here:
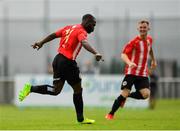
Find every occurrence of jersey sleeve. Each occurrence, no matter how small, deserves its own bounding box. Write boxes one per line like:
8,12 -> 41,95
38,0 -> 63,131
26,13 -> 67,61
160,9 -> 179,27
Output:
150,37 -> 153,44
147,35 -> 153,47
77,30 -> 87,42
122,39 -> 135,54
55,26 -> 67,37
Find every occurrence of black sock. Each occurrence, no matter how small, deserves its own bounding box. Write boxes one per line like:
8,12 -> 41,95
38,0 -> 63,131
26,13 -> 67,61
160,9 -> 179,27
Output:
109,95 -> 126,115
129,91 -> 144,99
31,85 -> 55,95
73,92 -> 84,122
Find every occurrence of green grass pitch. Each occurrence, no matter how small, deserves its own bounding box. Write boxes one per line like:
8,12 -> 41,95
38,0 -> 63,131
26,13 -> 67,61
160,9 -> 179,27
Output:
0,99 -> 180,130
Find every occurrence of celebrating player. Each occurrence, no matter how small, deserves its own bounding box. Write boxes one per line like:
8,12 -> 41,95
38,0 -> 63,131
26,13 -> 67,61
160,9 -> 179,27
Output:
19,14 -> 103,124
105,20 -> 157,120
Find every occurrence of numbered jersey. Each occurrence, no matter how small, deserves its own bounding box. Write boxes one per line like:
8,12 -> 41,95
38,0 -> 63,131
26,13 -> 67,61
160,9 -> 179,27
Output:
55,24 -> 87,60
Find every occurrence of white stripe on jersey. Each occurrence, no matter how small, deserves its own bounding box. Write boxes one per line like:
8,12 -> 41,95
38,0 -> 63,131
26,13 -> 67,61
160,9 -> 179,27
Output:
135,41 -> 144,75
143,39 -> 151,76
72,43 -> 82,60
127,48 -> 136,74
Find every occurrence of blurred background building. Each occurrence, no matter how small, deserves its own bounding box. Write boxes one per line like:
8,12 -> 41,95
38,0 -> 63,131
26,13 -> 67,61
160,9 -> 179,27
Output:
0,0 -> 180,103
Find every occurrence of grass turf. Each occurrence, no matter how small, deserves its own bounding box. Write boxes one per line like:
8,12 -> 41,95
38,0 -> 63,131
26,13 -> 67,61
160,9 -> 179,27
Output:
0,99 -> 180,130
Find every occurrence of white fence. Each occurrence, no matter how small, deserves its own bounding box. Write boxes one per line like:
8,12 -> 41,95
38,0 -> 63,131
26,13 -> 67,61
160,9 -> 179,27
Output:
0,75 -> 180,106
13,74 -> 148,107
158,77 -> 180,98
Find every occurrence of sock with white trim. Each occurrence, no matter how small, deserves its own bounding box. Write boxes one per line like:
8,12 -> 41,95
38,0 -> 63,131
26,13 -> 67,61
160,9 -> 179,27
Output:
31,85 -> 55,95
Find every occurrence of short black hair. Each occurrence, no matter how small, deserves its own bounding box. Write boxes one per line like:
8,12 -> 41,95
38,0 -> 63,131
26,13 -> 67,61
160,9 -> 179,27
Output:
82,14 -> 95,21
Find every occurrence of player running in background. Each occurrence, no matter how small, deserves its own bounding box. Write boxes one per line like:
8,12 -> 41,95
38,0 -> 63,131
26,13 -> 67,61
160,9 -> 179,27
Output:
105,20 -> 157,120
149,71 -> 158,109
19,14 -> 103,124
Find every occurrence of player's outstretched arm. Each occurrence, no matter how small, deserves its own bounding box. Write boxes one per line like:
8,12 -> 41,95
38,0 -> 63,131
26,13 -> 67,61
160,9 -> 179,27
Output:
31,33 -> 57,50
121,53 -> 137,68
81,40 -> 104,61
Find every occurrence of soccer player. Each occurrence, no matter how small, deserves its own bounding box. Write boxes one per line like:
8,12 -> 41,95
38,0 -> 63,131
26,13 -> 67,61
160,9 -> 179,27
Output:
105,20 -> 157,120
19,14 -> 103,124
149,71 -> 158,109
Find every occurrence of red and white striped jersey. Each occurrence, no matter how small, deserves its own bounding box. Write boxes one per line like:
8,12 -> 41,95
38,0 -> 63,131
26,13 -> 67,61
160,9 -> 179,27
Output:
55,24 -> 87,60
122,35 -> 153,77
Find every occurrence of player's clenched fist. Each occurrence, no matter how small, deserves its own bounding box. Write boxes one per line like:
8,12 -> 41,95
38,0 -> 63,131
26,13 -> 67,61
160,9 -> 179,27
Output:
95,53 -> 104,61
31,42 -> 43,50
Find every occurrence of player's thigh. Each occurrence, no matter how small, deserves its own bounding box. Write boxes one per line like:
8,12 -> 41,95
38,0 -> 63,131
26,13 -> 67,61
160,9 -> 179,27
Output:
135,76 -> 150,98
134,76 -> 150,90
65,61 -> 82,87
52,53 -> 66,93
52,53 -> 68,80
121,75 -> 135,90
120,75 -> 135,97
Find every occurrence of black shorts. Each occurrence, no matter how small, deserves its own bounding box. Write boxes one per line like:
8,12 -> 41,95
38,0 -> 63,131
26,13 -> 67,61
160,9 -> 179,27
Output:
52,53 -> 81,86
121,74 -> 150,91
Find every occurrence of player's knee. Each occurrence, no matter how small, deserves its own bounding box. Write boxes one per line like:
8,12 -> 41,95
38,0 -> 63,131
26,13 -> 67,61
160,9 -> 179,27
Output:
73,87 -> 82,94
50,87 -> 61,96
53,89 -> 61,96
142,91 -> 150,99
52,82 -> 63,95
121,89 -> 130,98
72,82 -> 83,94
